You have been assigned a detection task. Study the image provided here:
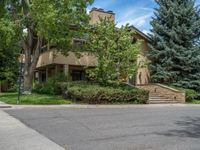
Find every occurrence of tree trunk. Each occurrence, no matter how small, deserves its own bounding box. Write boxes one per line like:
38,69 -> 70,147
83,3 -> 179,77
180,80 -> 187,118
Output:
10,5 -> 42,94
22,36 -> 41,94
23,71 -> 33,94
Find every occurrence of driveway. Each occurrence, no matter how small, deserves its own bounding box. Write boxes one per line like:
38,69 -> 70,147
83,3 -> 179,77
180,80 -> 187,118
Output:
5,105 -> 200,150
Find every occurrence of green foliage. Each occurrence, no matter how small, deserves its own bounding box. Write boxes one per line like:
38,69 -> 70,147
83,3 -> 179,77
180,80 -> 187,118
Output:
0,0 -> 93,93
0,93 -> 71,105
30,0 -> 93,53
189,99 -> 200,104
185,89 -> 198,102
63,82 -> 149,104
149,0 -> 200,92
0,17 -> 19,83
34,74 -> 68,95
86,18 -> 140,85
176,87 -> 198,102
170,85 -> 198,102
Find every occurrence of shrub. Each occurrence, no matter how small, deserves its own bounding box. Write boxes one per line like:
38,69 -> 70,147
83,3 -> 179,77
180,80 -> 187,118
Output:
34,74 -> 68,95
171,86 -> 198,102
184,89 -> 198,102
7,84 -> 18,92
64,82 -> 148,104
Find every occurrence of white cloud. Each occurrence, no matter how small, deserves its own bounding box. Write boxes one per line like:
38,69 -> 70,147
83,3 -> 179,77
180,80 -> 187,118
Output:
135,18 -> 146,27
117,13 -> 152,28
142,29 -> 151,35
86,8 -> 90,14
88,0 -> 155,33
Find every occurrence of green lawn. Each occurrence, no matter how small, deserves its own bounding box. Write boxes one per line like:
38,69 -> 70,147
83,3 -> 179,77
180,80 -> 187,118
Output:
0,92 -> 72,105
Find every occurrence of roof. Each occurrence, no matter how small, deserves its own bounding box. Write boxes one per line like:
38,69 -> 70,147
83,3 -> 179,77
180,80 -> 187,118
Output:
89,7 -> 115,15
129,25 -> 151,42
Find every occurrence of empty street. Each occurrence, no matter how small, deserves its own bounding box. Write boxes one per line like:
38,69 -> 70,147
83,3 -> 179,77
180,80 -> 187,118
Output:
3,105 -> 200,150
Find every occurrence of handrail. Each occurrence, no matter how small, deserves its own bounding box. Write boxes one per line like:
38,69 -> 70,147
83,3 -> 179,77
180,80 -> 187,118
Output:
137,83 -> 185,93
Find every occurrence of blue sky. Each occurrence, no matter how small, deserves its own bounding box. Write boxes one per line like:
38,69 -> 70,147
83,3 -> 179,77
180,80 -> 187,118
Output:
87,0 -> 200,34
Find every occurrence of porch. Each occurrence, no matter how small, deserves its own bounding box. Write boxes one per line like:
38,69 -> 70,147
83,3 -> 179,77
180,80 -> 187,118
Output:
35,64 -> 89,82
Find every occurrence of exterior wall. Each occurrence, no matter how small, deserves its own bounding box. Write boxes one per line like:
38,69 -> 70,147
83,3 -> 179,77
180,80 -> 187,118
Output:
136,54 -> 150,85
137,84 -> 186,103
36,8 -> 151,85
89,9 -> 115,25
36,36 -> 150,85
134,33 -> 150,85
36,51 -> 54,68
37,50 -> 97,68
134,33 -> 149,54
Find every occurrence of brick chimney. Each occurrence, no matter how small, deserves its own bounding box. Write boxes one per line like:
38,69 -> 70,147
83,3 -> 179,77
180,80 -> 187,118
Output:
89,7 -> 115,25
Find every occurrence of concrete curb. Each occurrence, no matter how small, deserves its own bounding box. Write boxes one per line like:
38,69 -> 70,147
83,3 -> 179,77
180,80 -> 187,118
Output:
0,110 -> 66,150
9,104 -> 200,109
0,101 -> 12,109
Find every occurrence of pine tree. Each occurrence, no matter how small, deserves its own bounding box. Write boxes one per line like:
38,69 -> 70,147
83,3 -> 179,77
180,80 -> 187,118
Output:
149,0 -> 200,91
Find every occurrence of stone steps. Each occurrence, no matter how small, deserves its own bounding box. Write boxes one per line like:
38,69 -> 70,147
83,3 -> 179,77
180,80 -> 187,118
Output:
149,96 -> 179,104
137,84 -> 186,104
149,101 -> 179,104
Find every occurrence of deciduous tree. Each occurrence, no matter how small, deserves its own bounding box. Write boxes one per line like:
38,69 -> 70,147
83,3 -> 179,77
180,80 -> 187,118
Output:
87,18 -> 140,85
0,0 -> 93,93
0,17 -> 19,90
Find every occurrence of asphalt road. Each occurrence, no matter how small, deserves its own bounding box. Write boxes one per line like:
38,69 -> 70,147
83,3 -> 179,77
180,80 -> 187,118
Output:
5,106 -> 200,150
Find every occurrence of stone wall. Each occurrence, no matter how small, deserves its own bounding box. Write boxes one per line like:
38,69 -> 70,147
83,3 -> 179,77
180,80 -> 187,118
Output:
137,84 -> 186,103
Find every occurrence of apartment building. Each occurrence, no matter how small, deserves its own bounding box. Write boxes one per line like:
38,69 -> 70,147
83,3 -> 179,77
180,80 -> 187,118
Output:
35,8 -> 151,85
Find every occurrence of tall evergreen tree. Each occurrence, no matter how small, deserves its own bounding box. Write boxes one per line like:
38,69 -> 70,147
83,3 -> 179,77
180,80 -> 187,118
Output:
149,0 -> 200,91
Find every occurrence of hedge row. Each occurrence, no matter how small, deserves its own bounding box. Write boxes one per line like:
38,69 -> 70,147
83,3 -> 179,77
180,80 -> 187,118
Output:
63,82 -> 149,104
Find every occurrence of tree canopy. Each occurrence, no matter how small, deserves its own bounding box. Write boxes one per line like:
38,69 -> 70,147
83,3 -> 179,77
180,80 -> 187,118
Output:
0,0 -> 93,93
0,16 -> 19,84
86,18 -> 140,85
149,0 -> 200,91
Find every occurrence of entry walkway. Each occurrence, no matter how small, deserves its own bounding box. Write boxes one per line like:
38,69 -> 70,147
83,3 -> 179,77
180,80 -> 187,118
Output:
0,110 -> 66,150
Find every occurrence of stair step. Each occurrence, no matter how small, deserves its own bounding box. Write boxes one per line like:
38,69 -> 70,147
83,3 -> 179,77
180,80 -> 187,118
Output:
149,99 -> 173,101
150,95 -> 168,97
149,99 -> 175,102
149,101 -> 179,104
149,97 -> 171,99
149,97 -> 170,99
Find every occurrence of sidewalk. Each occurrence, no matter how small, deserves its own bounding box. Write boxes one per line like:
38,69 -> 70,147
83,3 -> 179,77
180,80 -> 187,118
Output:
9,103 -> 200,109
0,110 -> 66,150
0,101 -> 12,108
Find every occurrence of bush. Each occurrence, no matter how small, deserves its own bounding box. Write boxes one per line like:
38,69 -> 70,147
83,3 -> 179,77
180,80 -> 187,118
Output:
34,74 -> 68,95
171,86 -> 198,102
7,84 -> 18,92
184,89 -> 198,102
63,82 -> 149,104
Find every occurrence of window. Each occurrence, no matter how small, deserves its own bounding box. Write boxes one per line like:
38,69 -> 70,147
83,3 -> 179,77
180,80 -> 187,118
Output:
71,70 -> 85,81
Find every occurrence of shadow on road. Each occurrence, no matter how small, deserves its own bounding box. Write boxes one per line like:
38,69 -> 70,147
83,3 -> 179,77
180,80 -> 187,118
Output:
156,117 -> 200,138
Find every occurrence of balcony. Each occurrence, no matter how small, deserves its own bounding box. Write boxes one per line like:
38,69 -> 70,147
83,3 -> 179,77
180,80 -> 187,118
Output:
36,49 -> 97,68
